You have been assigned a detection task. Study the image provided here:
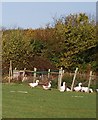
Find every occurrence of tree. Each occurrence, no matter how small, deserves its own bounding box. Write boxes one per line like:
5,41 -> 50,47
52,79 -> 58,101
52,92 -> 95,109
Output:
52,13 -> 96,70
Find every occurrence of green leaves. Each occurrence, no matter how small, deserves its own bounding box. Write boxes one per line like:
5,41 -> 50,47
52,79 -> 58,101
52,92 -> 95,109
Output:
52,13 -> 96,69
2,13 -> 97,72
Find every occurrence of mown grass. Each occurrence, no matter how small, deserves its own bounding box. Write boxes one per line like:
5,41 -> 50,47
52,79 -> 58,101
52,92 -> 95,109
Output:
2,83 -> 96,118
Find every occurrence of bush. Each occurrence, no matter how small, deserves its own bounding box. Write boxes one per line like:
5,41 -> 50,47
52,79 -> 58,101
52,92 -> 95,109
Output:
51,78 -> 58,88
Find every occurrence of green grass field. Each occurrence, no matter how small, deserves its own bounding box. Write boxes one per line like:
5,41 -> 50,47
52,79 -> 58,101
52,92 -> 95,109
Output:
2,83 -> 96,118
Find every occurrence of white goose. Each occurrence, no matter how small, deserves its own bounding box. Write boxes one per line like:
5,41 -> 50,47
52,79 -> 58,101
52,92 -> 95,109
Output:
59,82 -> 66,92
74,83 -> 82,92
43,81 -> 51,90
66,87 -> 71,91
81,87 -> 93,93
95,89 -> 98,92
29,80 -> 39,88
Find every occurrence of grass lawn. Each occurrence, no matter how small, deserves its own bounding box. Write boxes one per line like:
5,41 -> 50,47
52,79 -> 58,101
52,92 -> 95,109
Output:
2,83 -> 96,118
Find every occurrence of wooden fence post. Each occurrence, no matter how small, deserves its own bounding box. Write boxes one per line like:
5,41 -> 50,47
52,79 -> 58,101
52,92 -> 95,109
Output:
9,60 -> 13,83
48,69 -> 50,79
41,74 -> 44,81
34,67 -> 37,82
71,67 -> 78,91
22,68 -> 26,82
9,68 -> 11,83
62,70 -> 65,74
58,67 -> 63,90
87,71 -> 92,93
23,68 -> 26,77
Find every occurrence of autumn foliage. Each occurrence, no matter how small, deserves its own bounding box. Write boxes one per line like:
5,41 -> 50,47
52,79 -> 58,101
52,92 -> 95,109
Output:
2,13 -> 97,74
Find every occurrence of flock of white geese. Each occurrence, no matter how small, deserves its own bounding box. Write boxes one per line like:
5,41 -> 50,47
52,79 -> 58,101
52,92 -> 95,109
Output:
29,80 -> 98,93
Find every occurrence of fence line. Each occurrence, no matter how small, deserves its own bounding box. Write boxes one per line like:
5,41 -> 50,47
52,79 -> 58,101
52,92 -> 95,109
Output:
11,68 -> 98,82
7,61 -> 98,88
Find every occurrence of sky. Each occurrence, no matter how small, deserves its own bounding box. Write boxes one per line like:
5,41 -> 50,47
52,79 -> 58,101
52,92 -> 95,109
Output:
1,1 -> 96,29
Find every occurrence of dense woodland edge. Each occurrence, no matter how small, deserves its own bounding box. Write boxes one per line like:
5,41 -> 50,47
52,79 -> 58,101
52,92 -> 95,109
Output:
2,13 -> 98,75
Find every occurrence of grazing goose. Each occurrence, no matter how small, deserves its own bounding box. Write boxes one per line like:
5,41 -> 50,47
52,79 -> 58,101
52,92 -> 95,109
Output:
74,83 -> 82,92
29,80 -> 39,87
43,81 -> 51,90
59,82 -> 66,92
81,87 -> 93,93
66,87 -> 71,91
95,89 -> 98,92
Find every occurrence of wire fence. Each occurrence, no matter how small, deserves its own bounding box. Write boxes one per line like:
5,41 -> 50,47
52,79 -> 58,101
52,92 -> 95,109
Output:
2,66 -> 98,90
